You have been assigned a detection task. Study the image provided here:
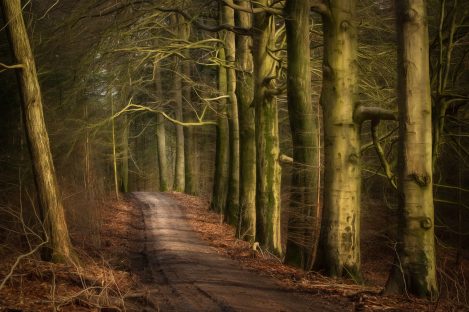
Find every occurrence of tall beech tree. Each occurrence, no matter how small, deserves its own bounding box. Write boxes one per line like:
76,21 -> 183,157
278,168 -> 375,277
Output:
183,50 -> 197,195
385,0 -> 438,298
1,0 -> 74,263
211,39 -> 230,214
315,0 -> 361,279
235,0 -> 256,243
156,66 -> 169,192
224,0 -> 240,225
171,14 -> 186,192
284,0 -> 320,270
252,0 -> 282,256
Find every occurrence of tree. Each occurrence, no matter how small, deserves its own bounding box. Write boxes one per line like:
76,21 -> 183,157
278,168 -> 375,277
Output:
235,0 -> 256,243
156,66 -> 169,192
385,0 -> 438,298
224,0 -> 241,226
1,0 -> 74,263
315,0 -> 361,279
252,0 -> 282,256
172,14 -> 186,192
284,0 -> 320,270
211,35 -> 230,214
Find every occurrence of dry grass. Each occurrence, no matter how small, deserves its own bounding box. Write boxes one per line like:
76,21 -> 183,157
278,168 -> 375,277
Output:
0,197 -> 158,312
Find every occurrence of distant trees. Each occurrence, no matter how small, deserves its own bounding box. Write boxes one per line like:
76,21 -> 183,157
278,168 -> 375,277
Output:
1,0 -> 74,263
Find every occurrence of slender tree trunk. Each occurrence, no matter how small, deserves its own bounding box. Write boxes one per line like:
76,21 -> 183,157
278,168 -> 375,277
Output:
120,116 -> 129,193
385,0 -> 437,298
223,0 -> 240,226
155,67 -> 169,192
317,0 -> 361,279
156,113 -> 169,191
84,103 -> 92,197
235,0 -> 256,242
284,0 -> 320,270
2,0 -> 74,263
111,98 -> 119,199
171,14 -> 185,192
178,15 -> 197,195
211,43 -> 230,214
253,0 -> 282,256
173,64 -> 185,192
182,59 -> 197,195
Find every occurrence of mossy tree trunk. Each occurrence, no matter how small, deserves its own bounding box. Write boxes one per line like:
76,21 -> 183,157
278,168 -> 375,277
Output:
211,41 -> 230,214
2,0 -> 74,263
235,0 -> 256,243
173,63 -> 185,192
180,19 -> 197,195
253,0 -> 282,256
385,0 -> 437,298
155,66 -> 169,192
284,0 -> 320,270
156,113 -> 169,191
170,14 -> 185,192
223,0 -> 240,226
317,0 -> 361,279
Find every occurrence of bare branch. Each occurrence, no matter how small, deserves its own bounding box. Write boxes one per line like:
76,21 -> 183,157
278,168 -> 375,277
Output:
353,105 -> 397,124
0,62 -> 24,69
371,119 -> 397,190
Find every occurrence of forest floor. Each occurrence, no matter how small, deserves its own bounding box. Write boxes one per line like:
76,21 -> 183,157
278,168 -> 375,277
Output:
0,192 -> 468,311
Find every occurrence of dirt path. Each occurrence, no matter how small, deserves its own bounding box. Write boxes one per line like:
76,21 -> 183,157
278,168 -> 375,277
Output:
132,192 -> 345,312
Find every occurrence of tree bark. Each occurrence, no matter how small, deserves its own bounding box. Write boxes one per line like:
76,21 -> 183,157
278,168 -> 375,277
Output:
171,14 -> 185,192
155,67 -> 169,192
180,15 -> 197,195
235,0 -> 256,243
120,117 -> 129,193
2,0 -> 74,263
385,0 -> 438,298
211,42 -> 230,214
284,0 -> 320,270
223,0 -> 240,226
317,0 -> 361,279
253,0 -> 282,256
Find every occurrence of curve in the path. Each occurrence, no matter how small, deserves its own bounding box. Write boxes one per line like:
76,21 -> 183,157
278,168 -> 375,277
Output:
133,192 -> 343,312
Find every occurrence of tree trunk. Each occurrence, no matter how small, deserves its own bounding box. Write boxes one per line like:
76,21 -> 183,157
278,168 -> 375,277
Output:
111,98 -> 119,199
171,14 -> 185,192
173,63 -> 185,192
223,0 -> 240,226
156,113 -> 169,191
317,0 -> 361,279
284,0 -> 320,270
235,0 -> 256,243
180,16 -> 197,195
2,0 -> 74,263
120,117 -> 129,193
211,43 -> 230,214
385,0 -> 437,298
155,67 -> 169,192
253,0 -> 282,256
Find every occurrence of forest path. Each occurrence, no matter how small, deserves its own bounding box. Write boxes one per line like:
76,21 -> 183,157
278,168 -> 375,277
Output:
132,192 -> 338,312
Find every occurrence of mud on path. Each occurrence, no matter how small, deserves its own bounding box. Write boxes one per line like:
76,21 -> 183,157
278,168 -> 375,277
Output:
131,192 -> 345,312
